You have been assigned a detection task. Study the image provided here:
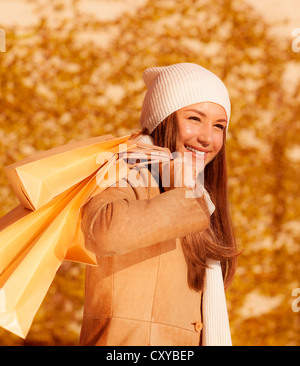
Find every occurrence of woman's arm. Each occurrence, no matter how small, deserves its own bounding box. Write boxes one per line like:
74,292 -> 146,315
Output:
81,173 -> 210,257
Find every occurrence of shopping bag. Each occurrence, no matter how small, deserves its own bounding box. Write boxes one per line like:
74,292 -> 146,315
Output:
64,215 -> 95,265
0,170 -> 100,338
0,154 -> 130,338
0,174 -> 95,305
0,148 -> 132,274
64,157 -> 130,264
0,187 -> 78,276
4,134 -> 133,210
0,174 -> 96,338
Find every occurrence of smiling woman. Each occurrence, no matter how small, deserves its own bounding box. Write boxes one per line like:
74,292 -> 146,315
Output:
176,102 -> 227,167
80,63 -> 238,346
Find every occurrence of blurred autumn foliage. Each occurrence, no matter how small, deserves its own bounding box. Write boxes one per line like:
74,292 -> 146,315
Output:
0,0 -> 299,346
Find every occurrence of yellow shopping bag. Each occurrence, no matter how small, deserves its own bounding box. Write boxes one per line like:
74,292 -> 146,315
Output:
4,134 -> 133,210
0,187 -> 78,276
0,154 -> 130,338
64,157 -> 130,264
0,174 -> 97,338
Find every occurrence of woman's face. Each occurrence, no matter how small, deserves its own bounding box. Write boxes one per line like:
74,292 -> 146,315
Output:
176,102 -> 227,167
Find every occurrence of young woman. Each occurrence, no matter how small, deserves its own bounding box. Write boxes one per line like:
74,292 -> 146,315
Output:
79,63 -> 238,346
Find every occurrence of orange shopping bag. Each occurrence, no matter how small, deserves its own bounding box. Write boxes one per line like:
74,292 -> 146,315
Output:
0,187 -> 79,276
0,156 -> 130,338
4,134 -> 134,210
0,174 -> 97,338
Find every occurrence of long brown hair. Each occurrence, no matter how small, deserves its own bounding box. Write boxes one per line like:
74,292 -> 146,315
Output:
147,112 -> 238,292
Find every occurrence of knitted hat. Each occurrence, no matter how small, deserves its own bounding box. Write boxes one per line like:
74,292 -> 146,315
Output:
139,63 -> 231,134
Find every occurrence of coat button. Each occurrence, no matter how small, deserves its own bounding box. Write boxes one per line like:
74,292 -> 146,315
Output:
192,321 -> 203,333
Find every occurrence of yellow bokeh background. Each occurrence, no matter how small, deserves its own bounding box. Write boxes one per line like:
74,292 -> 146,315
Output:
0,0 -> 299,346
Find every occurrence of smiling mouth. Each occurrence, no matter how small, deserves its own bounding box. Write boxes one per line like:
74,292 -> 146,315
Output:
185,145 -> 209,157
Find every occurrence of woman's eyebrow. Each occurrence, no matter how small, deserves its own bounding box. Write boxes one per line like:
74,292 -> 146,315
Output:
185,109 -> 207,117
185,109 -> 227,123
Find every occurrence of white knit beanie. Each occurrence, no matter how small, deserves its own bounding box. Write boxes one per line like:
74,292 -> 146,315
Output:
139,63 -> 231,134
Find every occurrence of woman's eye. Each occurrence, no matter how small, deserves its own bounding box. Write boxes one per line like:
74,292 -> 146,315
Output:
188,116 -> 200,122
215,124 -> 225,130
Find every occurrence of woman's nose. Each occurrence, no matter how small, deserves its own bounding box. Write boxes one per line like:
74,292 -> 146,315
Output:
197,125 -> 212,145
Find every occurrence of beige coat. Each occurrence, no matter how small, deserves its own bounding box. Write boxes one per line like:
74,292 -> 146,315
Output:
79,161 -> 211,346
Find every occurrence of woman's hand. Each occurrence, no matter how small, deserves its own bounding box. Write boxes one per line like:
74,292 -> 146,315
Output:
160,155 -> 215,215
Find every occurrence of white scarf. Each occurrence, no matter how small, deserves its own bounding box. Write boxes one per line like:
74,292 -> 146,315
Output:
133,134 -> 232,346
202,258 -> 232,346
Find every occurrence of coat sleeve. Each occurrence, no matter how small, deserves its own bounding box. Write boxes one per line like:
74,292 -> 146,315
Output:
81,172 -> 210,257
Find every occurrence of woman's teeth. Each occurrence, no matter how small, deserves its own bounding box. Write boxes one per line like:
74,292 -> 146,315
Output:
185,145 -> 205,156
